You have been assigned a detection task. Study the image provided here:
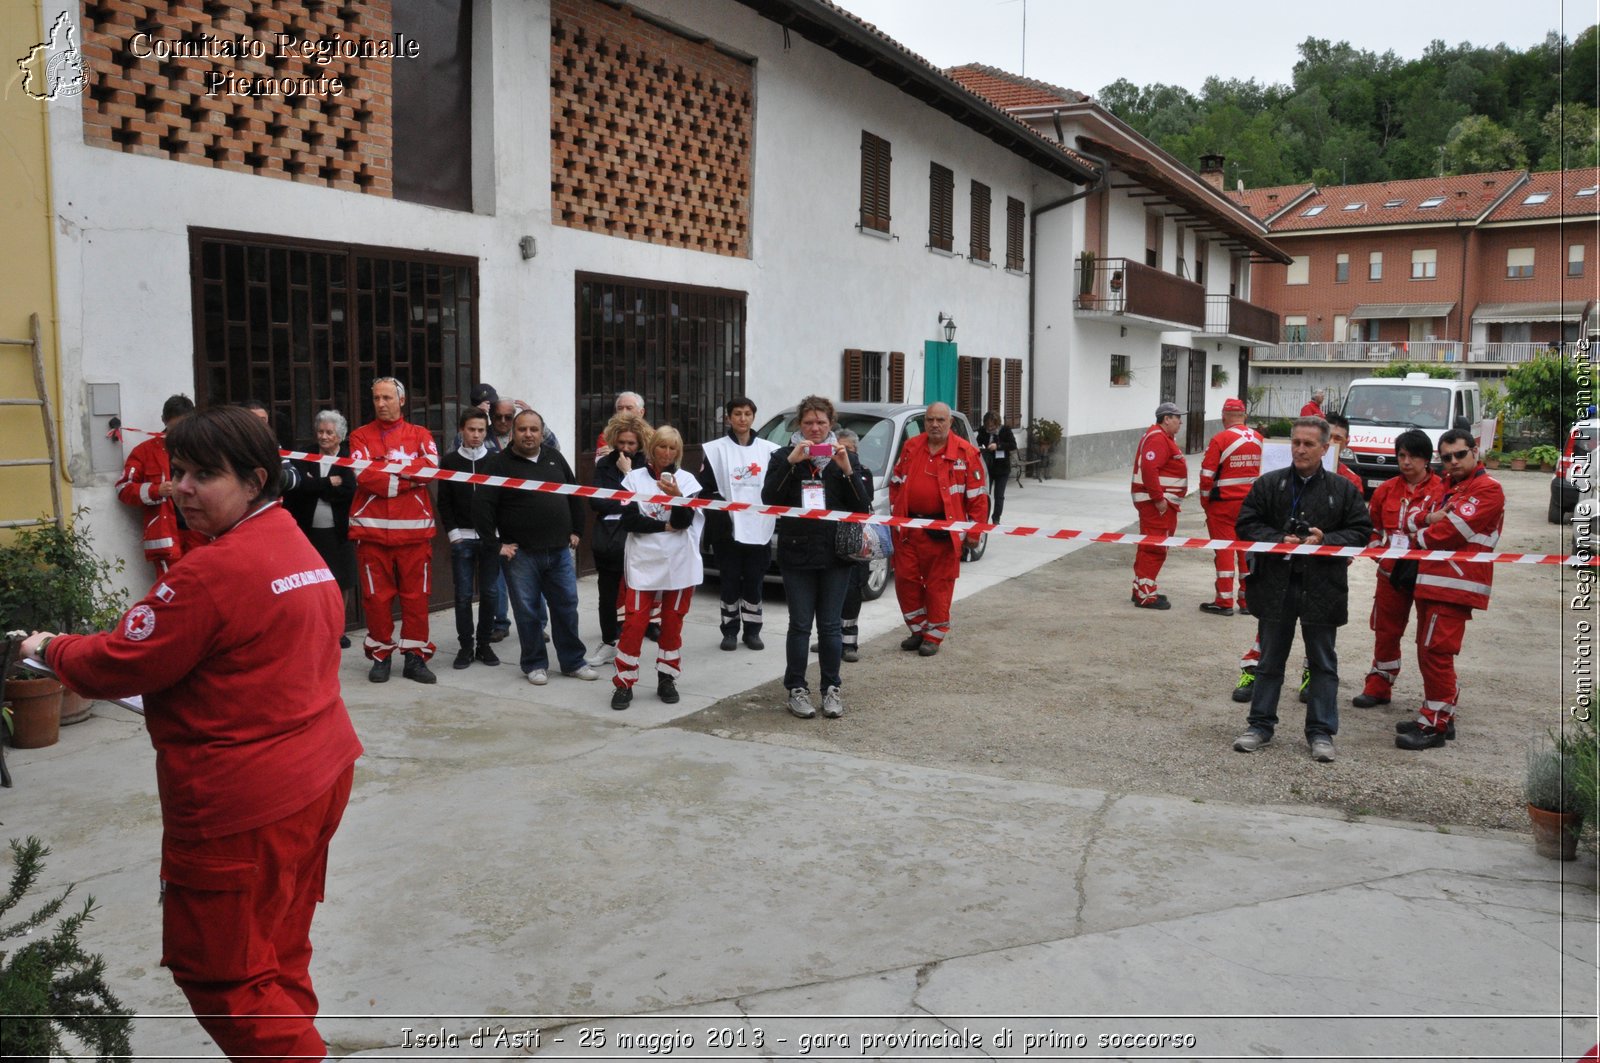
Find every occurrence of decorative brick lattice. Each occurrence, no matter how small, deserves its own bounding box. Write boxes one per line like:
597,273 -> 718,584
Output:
550,0 -> 752,258
79,0 -> 393,195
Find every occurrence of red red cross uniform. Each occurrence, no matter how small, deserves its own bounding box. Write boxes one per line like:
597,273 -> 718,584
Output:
1360,470 -> 1445,700
117,434 -> 202,577
1404,466 -> 1504,731
889,432 -> 988,648
1129,424 -> 1187,604
347,418 -> 440,662
1199,423 -> 1262,610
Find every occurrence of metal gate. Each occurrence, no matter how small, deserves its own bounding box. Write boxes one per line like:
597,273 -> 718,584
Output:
1186,351 -> 1208,452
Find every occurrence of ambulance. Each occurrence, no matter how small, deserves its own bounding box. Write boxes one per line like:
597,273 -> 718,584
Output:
1339,373 -> 1482,494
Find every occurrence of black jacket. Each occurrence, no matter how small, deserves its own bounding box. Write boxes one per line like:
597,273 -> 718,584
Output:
589,450 -> 631,563
472,446 -> 585,552
284,446 -> 354,539
975,426 -> 1018,472
1237,465 -> 1373,626
761,445 -> 871,570
437,447 -> 493,537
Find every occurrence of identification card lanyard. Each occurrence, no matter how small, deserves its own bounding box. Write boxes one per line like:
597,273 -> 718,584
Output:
801,478 -> 825,510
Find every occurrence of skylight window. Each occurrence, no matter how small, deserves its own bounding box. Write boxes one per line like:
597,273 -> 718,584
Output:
1577,186 -> 1598,197
1302,204 -> 1326,217
1523,191 -> 1552,205
1418,196 -> 1445,208
1384,199 -> 1404,208
1343,202 -> 1364,210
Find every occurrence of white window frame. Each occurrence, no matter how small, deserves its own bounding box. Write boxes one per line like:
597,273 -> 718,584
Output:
1369,251 -> 1383,280
1286,255 -> 1310,285
1335,252 -> 1350,283
1506,247 -> 1535,279
1411,248 -> 1437,280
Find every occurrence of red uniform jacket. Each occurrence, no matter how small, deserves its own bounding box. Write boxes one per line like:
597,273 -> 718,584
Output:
347,418 -> 439,545
1368,471 -> 1445,577
1198,424 -> 1262,508
47,504 -> 362,840
115,435 -> 183,563
1301,401 -> 1325,418
1130,425 -> 1187,511
1405,466 -> 1504,611
1337,462 -> 1363,493
889,432 -> 989,553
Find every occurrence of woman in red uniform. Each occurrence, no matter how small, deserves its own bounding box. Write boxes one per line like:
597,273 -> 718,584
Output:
22,405 -> 362,1063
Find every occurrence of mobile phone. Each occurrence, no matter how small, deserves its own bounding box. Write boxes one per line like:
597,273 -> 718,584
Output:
808,444 -> 833,457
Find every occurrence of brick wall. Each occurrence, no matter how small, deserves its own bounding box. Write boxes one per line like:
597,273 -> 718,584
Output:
79,0 -> 393,195
549,0 -> 752,258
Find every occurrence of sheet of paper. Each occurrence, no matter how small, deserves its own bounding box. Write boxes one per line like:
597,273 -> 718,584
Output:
18,656 -> 144,715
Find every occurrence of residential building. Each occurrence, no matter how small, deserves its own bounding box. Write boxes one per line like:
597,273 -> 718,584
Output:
1232,167 -> 1600,416
949,65 -> 1288,468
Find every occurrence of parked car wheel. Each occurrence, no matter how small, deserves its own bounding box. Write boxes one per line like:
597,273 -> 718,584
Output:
861,557 -> 889,601
962,532 -> 988,562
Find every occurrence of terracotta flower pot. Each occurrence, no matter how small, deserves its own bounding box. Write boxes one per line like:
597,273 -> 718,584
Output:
1528,803 -> 1583,860
5,675 -> 63,748
60,688 -> 95,726
1510,458 -> 1528,471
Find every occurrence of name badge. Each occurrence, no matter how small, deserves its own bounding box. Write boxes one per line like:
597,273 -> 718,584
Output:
995,450 -> 1006,460
1391,533 -> 1409,550
801,480 -> 825,510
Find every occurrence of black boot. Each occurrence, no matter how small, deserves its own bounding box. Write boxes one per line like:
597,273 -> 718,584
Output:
657,675 -> 680,704
402,653 -> 438,685
453,645 -> 474,670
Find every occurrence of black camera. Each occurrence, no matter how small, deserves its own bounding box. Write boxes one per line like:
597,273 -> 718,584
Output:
1285,515 -> 1312,538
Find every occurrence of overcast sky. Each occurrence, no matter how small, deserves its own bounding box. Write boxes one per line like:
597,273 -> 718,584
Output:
836,0 -> 1600,97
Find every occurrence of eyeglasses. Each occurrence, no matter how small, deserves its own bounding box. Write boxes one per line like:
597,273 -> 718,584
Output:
492,414 -> 513,421
1439,449 -> 1472,462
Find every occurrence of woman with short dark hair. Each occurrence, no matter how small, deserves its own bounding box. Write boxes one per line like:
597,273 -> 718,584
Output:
975,411 -> 1017,524
21,405 -> 362,1063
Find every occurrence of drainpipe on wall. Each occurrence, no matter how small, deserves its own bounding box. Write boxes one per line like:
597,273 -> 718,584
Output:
1457,222 -> 1470,360
1027,122 -> 1106,473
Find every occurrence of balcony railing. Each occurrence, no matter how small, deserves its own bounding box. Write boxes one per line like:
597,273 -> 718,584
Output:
1201,294 -> 1279,345
1074,257 -> 1204,330
1253,340 -> 1553,365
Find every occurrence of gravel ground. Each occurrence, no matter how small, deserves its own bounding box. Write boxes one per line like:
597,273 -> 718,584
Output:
676,467 -> 1585,836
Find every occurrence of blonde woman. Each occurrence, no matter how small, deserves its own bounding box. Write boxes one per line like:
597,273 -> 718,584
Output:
611,425 -> 704,710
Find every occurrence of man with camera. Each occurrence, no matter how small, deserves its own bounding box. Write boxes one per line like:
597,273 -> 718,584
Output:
1231,417 -> 1372,763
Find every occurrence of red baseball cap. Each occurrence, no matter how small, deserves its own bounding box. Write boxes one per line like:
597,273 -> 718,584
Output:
1222,397 -> 1246,412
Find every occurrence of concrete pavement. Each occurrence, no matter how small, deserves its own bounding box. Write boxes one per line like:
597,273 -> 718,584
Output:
3,467 -> 1595,1062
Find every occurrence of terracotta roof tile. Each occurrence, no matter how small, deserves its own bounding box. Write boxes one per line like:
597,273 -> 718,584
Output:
946,63 -> 1088,111
1241,171 -> 1526,232
1484,166 -> 1600,222
1229,184 -> 1315,223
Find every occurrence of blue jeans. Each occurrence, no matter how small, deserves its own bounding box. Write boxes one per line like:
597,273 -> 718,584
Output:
780,563 -> 851,692
1247,605 -> 1339,742
501,546 -> 588,674
491,572 -> 510,632
450,540 -> 500,649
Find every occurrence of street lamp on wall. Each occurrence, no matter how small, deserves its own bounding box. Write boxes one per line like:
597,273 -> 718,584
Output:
937,312 -> 957,343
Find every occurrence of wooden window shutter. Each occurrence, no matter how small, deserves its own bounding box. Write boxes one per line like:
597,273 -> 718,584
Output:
842,348 -> 864,402
957,355 -> 976,417
1006,197 -> 1025,271
1004,358 -> 1023,428
970,180 -> 991,262
888,351 -> 905,403
929,162 -> 953,252
860,132 -> 891,232
987,358 -> 1002,415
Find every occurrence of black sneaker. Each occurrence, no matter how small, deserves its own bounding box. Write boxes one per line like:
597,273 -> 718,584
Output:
1397,719 -> 1456,740
720,633 -> 738,651
1352,691 -> 1390,708
402,654 -> 438,685
1133,596 -> 1171,610
918,639 -> 940,656
657,676 -> 680,704
453,646 -> 474,670
339,634 -> 352,649
743,633 -> 764,651
1231,669 -> 1257,703
900,632 -> 925,651
1199,602 -> 1233,616
1395,727 -> 1447,750
842,647 -> 860,663
368,656 -> 391,683
475,644 -> 501,666
610,685 -> 632,711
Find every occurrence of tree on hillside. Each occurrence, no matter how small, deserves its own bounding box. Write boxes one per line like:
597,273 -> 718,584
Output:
1444,115 -> 1528,173
1537,102 -> 1600,170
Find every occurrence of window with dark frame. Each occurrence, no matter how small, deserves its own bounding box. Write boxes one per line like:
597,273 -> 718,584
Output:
929,163 -> 954,252
970,180 -> 991,262
859,131 -> 892,233
1006,197 -> 1025,271
842,349 -> 886,403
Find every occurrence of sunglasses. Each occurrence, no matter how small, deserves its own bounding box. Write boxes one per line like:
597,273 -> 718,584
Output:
1439,449 -> 1472,462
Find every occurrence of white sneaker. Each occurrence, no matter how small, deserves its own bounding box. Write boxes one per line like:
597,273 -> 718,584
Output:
786,688 -> 815,719
563,665 -> 600,681
1310,736 -> 1336,763
820,686 -> 844,718
592,642 -> 618,664
526,668 -> 549,685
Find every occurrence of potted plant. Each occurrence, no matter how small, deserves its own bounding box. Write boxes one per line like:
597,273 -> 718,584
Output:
1525,740 -> 1584,860
0,835 -> 134,1061
1077,250 -> 1096,306
1528,443 -> 1561,472
0,511 -> 127,734
1027,417 -> 1063,455
1482,449 -> 1502,469
1507,450 -> 1528,471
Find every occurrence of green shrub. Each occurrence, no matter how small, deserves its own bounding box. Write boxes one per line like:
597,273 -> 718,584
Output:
1372,361 -> 1456,379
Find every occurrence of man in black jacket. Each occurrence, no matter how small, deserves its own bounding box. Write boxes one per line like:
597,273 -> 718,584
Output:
1232,417 -> 1373,763
472,410 -> 599,685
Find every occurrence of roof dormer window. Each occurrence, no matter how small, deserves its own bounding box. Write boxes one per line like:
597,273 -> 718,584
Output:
1418,196 -> 1445,209
1302,204 -> 1326,217
1342,202 -> 1364,210
1523,191 -> 1552,205
1384,198 -> 1404,208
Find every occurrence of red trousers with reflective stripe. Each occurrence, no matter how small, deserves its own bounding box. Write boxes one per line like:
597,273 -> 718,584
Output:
894,530 -> 960,644
1132,503 -> 1178,603
357,541 -> 435,660
613,587 -> 692,689
161,765 -> 354,1063
1362,575 -> 1417,697
1415,600 -> 1471,728
1205,503 -> 1243,608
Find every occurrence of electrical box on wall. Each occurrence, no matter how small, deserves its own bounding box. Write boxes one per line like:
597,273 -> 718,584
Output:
86,383 -> 122,475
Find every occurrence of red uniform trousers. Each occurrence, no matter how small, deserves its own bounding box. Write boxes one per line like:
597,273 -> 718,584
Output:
613,587 -> 691,689
894,530 -> 960,646
1415,600 -> 1471,729
1132,502 -> 1178,603
1204,502 -> 1245,609
357,541 -> 435,661
1362,576 -> 1417,698
161,766 -> 353,1063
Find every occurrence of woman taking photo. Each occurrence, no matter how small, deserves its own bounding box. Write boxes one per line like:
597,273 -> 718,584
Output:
21,405 -> 362,1063
286,408 -> 357,648
610,424 -> 704,710
589,413 -> 649,665
761,395 -> 871,719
